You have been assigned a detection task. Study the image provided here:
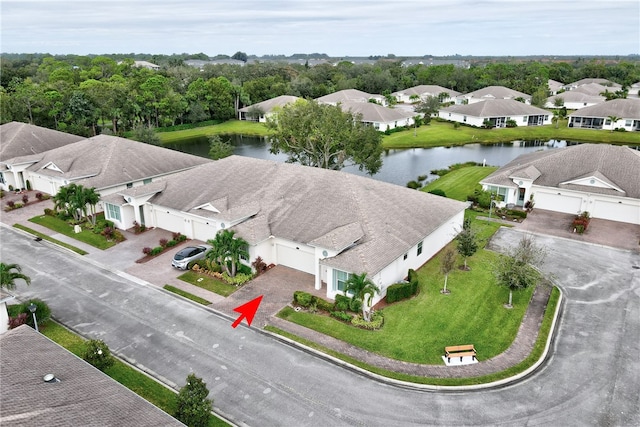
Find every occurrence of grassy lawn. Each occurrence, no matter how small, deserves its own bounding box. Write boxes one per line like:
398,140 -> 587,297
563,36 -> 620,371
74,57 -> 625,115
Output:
278,241 -> 535,365
178,270 -> 238,297
422,165 -> 498,201
158,120 -> 271,144
13,223 -> 88,255
29,215 -> 116,250
383,119 -> 640,149
41,321 -> 230,427
164,285 -> 212,305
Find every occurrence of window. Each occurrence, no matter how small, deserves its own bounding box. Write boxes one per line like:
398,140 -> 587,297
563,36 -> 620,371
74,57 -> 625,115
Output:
487,186 -> 508,201
0,172 -> 4,184
523,116 -> 527,123
240,244 -> 249,262
334,270 -> 351,293
403,253 -> 408,260
126,183 -> 133,188
605,119 -> 611,125
105,203 -> 121,221
625,120 -> 632,126
417,241 -> 423,256
143,178 -> 152,184
463,115 -> 467,122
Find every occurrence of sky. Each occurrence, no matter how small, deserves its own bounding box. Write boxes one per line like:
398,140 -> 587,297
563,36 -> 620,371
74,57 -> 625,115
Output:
1,0 -> 639,57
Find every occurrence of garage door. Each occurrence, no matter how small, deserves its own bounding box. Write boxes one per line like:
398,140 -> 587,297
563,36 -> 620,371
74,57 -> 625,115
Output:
192,220 -> 217,242
536,192 -> 582,214
592,200 -> 640,224
276,244 -> 315,274
154,210 -> 183,233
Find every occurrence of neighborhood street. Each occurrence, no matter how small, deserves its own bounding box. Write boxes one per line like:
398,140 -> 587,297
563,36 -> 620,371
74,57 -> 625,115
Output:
1,224 -> 638,426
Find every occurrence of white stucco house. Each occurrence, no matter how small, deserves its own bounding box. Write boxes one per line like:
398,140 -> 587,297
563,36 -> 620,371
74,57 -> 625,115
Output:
391,85 -> 461,104
438,99 -> 551,128
338,101 -> 416,131
316,89 -> 386,106
0,291 -> 16,335
456,86 -> 532,105
0,122 -> 85,191
112,156 -> 468,304
1,134 -> 210,227
568,99 -> 640,131
563,78 -> 621,92
238,95 -> 301,122
547,79 -> 564,96
545,91 -> 605,110
480,144 -> 640,225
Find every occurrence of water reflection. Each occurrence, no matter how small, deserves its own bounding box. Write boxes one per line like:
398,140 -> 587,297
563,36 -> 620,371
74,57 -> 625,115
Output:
164,136 -> 609,187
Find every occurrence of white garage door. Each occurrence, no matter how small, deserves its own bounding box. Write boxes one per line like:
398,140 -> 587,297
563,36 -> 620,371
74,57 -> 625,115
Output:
592,200 -> 640,224
276,244 -> 315,274
192,220 -> 216,242
536,192 -> 582,214
154,210 -> 183,233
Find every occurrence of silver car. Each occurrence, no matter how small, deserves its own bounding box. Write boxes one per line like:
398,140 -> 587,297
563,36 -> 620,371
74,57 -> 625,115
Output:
171,245 -> 211,270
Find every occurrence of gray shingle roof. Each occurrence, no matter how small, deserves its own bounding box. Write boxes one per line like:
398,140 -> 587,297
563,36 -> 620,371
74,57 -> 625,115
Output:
316,89 -> 378,104
238,95 -> 301,113
25,135 -> 210,190
0,326 -> 183,427
481,144 -> 640,198
0,122 -> 84,162
460,85 -> 532,100
567,99 -> 640,119
145,156 -> 467,276
572,82 -> 614,96
569,78 -> 621,88
440,99 -> 549,117
339,101 -> 415,123
547,91 -> 605,104
392,85 -> 461,98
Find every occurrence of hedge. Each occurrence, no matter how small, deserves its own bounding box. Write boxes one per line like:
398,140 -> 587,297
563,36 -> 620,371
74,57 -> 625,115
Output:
386,269 -> 419,303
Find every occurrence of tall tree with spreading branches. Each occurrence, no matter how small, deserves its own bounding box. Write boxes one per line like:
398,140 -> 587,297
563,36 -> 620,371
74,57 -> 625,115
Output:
266,99 -> 383,175
175,373 -> 212,427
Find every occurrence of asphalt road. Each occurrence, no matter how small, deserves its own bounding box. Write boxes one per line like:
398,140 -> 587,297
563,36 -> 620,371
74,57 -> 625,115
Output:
2,225 -> 639,426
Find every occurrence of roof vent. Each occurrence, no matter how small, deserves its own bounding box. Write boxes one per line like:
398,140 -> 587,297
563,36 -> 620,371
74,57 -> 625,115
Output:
43,373 -> 60,383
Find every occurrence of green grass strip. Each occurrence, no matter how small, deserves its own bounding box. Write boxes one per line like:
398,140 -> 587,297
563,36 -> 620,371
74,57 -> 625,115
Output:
178,270 -> 237,297
159,119 -> 272,144
29,215 -> 115,250
422,166 -> 498,201
41,321 -> 230,427
266,286 -> 560,387
13,223 -> 89,255
164,285 -> 212,305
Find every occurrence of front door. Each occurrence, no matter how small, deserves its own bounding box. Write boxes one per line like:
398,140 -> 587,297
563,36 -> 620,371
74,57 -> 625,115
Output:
139,205 -> 145,226
517,188 -> 526,206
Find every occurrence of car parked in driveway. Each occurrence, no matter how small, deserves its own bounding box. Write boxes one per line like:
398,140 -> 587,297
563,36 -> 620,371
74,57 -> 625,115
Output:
171,245 -> 211,270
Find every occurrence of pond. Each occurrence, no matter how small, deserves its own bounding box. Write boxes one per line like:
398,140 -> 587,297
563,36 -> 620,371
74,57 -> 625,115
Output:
164,135 -> 578,187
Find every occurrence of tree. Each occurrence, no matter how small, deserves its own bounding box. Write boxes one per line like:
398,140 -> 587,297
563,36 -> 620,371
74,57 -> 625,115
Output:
0,262 -> 31,290
231,51 -> 248,62
439,247 -> 456,294
607,115 -> 620,132
53,183 -> 99,223
494,234 -> 547,308
414,95 -> 441,120
456,219 -> 478,270
82,339 -> 115,371
206,229 -> 249,277
132,124 -> 162,145
266,99 -> 383,175
175,373 -> 213,427
343,272 -> 380,322
208,135 -> 233,160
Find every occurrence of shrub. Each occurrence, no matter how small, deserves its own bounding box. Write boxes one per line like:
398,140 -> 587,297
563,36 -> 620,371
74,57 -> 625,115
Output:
35,192 -> 44,200
506,209 -> 527,219
150,246 -> 163,256
173,232 -> 187,242
175,373 -> 212,427
21,299 -> 52,327
428,188 -> 447,197
43,208 -> 55,216
159,238 -> 168,248
165,239 -> 177,247
386,281 -> 418,303
351,311 -> 384,330
312,296 -> 334,312
505,119 -> 517,128
0,189 -> 4,199
406,180 -> 421,189
8,185 -> 14,191
237,263 -> 252,275
334,294 -> 351,311
8,313 -> 28,329
349,297 -> 362,313
293,291 -> 313,307
142,247 -> 152,255
222,272 -> 252,286
6,200 -> 15,209
252,256 -> 267,275
330,310 -> 353,322
82,339 -> 115,371
22,194 -> 29,204
101,226 -> 115,239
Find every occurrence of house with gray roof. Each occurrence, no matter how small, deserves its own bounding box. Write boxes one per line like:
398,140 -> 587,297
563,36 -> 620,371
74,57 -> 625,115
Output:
0,122 -> 84,190
0,325 -> 184,427
337,101 -> 416,131
563,78 -> 621,91
438,99 -> 551,128
547,79 -> 564,95
391,85 -> 461,104
480,144 -> 640,225
571,82 -> 616,97
568,99 -> 640,131
545,91 -> 605,110
316,89 -> 386,106
113,156 -> 467,304
456,86 -> 532,105
238,95 -> 301,122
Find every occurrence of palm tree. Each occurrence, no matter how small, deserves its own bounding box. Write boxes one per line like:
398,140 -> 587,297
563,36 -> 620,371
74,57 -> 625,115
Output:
206,229 -> 249,277
607,115 -> 620,132
83,187 -> 101,225
344,272 -> 380,322
0,262 -> 31,290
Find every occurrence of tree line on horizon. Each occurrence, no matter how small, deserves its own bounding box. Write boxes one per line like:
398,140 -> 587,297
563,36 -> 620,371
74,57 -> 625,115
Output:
1,54 -> 639,138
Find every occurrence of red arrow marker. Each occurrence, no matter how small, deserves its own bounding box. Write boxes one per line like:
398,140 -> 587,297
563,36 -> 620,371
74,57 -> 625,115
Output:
231,295 -> 263,328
